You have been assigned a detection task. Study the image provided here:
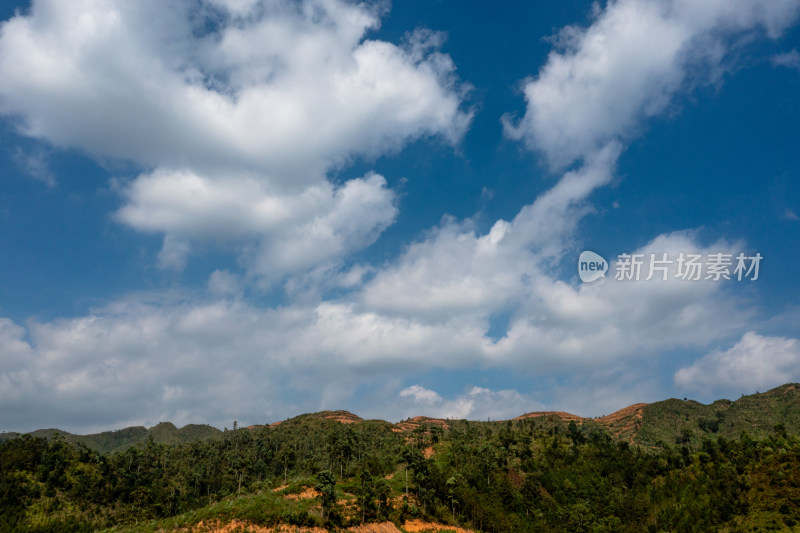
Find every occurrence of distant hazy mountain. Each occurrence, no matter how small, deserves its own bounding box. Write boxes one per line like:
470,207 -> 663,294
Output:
0,421 -> 222,454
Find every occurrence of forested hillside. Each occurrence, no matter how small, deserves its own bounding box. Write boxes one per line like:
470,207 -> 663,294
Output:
3,387 -> 800,531
602,383 -> 800,447
1,423 -> 222,455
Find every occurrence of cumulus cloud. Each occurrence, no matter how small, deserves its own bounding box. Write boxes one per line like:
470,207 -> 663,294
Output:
263,232 -> 749,365
0,0 -> 470,279
397,384 -> 543,421
0,233 -> 769,433
358,143 -> 750,373
361,144 -> 621,319
259,230 -> 753,379
0,0 -> 794,432
208,270 -> 242,298
157,235 -> 192,271
482,0 -> 799,390
0,296 -> 291,432
360,217 -> 526,319
288,302 -> 487,371
675,332 -> 800,393
0,292 -> 485,432
357,0 -> 795,375
773,48 -> 800,69
548,374 -> 660,419
0,0 -> 470,181
503,0 -> 800,168
489,231 -> 753,369
400,384 -> 442,405
0,285 -> 546,431
117,170 -> 398,278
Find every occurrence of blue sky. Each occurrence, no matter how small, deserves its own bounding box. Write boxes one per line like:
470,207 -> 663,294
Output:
1,0 -> 800,433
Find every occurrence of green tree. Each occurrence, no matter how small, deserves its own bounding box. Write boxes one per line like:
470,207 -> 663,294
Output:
315,469 -> 336,520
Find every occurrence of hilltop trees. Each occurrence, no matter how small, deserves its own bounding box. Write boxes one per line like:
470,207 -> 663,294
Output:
3,413 -> 800,531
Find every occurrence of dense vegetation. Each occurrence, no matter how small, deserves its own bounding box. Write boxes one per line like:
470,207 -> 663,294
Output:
0,422 -> 222,455
3,407 -> 800,532
6,384 -> 799,457
631,384 -> 800,447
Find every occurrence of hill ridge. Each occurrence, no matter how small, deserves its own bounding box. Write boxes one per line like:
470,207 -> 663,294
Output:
0,421 -> 222,454
6,383 -> 800,451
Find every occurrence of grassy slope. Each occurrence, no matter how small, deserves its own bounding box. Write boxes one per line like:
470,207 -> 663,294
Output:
103,488 -> 320,533
634,383 -> 800,446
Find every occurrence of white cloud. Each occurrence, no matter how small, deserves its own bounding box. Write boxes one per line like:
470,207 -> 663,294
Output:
206,0 -> 260,17
0,293 -> 485,432
548,374 -> 661,419
675,331 -> 800,392
0,0 -> 471,280
483,0 -> 798,400
485,231 -> 753,369
0,227 -> 767,433
13,147 -> 55,187
352,0 -> 796,375
285,231 -> 751,379
397,384 -> 543,421
400,384 -> 442,405
332,264 -> 374,290
157,235 -> 191,271
503,0 -> 800,168
361,144 -> 620,319
0,0 -> 794,433
0,296 -> 289,432
117,170 -> 397,280
0,0 -> 470,181
357,126 -> 750,371
772,48 -> 800,69
360,216 -> 526,319
208,269 -> 242,298
289,302 -> 487,371
0,318 -> 34,376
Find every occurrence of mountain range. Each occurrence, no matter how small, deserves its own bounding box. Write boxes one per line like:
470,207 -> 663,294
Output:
4,383 -> 799,453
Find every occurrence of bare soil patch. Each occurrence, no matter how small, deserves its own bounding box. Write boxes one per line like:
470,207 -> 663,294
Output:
284,487 -> 320,500
402,519 -> 474,532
